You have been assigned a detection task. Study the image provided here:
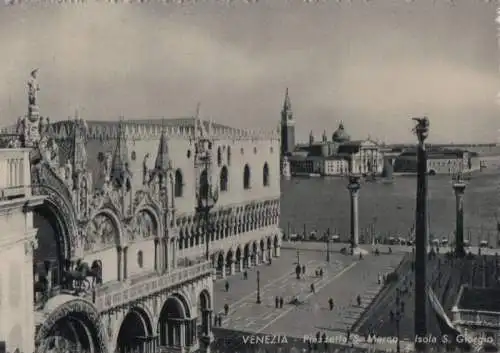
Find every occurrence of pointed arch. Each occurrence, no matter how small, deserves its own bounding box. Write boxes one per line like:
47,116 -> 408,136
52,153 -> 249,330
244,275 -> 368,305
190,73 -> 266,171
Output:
174,169 -> 184,198
219,166 -> 229,192
243,164 -> 251,190
227,146 -> 232,166
199,169 -> 209,199
263,162 -> 270,187
217,146 -> 222,167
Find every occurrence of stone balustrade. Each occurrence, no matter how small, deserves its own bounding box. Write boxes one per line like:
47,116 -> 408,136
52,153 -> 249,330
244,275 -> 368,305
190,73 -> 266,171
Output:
0,148 -> 31,199
92,261 -> 213,312
453,308 -> 500,328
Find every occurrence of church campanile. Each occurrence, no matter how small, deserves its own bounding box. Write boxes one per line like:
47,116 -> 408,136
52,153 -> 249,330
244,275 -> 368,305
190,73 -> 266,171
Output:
280,88 -> 295,157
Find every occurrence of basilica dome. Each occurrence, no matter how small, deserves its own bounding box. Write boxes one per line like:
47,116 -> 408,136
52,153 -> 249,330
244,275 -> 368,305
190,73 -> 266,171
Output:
332,122 -> 350,143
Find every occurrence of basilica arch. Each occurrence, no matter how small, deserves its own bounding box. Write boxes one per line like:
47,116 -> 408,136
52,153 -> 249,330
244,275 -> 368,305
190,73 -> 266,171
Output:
33,183 -> 79,292
115,307 -> 154,353
35,295 -> 108,353
157,294 -> 192,348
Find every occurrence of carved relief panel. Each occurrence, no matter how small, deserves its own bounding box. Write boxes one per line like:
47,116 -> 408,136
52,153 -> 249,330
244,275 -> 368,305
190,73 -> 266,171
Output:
131,210 -> 157,242
84,214 -> 118,252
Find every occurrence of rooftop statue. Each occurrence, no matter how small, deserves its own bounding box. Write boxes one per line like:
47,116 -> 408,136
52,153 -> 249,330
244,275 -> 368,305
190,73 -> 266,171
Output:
28,68 -> 40,106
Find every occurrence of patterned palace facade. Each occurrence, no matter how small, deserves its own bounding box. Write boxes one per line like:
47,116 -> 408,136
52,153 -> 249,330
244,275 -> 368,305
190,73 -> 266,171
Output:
0,72 -> 282,353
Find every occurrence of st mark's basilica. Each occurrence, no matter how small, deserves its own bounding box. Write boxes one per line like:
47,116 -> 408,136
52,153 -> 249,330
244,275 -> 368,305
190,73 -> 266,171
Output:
0,71 -> 283,353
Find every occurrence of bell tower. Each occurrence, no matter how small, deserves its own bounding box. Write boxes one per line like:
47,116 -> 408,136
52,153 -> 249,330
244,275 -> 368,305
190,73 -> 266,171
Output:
280,88 -> 295,157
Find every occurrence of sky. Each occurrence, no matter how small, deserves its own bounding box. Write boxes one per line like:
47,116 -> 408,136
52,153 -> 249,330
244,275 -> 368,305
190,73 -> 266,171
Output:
0,0 -> 498,144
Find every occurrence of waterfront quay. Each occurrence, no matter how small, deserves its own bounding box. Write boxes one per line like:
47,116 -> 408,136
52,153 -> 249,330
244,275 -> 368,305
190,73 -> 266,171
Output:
280,167 -> 500,247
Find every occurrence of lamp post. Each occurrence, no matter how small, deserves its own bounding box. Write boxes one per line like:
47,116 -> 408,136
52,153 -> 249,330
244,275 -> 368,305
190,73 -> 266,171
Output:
412,116 -> 429,352
256,270 -> 261,304
394,290 -> 404,353
326,228 -> 331,263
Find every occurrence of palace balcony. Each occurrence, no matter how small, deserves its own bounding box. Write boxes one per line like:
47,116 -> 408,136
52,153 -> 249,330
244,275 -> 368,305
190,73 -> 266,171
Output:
90,260 -> 213,312
0,148 -> 31,200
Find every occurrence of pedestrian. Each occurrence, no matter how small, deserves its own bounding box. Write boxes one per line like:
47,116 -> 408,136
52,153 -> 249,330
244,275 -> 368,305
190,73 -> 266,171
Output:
219,314 -> 223,326
328,298 -> 334,311
224,303 -> 229,316
321,332 -> 326,343
346,328 -> 350,342
357,295 -> 361,306
310,283 -> 315,293
243,270 -> 248,280
275,296 -> 279,309
389,247 -> 392,254
315,269 -> 319,277
319,268 -> 324,277
316,331 -> 321,343
302,265 -> 306,275
225,281 -> 229,292
359,252 -> 363,260
279,296 -> 284,308
389,310 -> 394,322
377,273 -> 381,285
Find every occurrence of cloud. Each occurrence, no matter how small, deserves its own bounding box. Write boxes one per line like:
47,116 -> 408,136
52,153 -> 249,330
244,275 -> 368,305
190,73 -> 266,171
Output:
0,0 -> 497,143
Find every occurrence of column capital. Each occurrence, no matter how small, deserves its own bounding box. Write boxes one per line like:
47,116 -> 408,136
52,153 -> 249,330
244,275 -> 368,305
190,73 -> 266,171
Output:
453,182 -> 466,194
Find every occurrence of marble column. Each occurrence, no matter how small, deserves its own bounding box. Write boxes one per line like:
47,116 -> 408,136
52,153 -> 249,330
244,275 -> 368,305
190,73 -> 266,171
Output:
220,264 -> 226,279
123,246 -> 128,280
238,260 -> 243,272
275,245 -> 281,257
246,256 -> 252,268
255,252 -> 261,265
453,179 -> 467,258
229,261 -> 235,275
117,246 -> 123,281
347,176 -> 366,256
262,249 -> 267,263
154,238 -> 159,272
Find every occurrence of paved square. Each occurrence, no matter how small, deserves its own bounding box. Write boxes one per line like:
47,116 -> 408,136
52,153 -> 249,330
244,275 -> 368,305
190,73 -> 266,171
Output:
213,249 -> 405,339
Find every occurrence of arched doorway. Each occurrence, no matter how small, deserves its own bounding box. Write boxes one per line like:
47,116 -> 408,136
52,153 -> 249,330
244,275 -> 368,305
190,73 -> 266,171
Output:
197,290 -> 211,338
225,250 -> 234,276
252,242 -> 258,266
36,296 -> 107,353
235,247 -> 242,272
217,252 -> 225,278
116,308 -> 153,353
243,244 -> 250,268
158,295 -> 192,349
33,201 -> 72,304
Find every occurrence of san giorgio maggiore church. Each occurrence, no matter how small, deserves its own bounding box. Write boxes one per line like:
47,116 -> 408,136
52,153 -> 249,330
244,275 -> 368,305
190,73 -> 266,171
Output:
279,89 -> 384,178
0,71 -> 282,353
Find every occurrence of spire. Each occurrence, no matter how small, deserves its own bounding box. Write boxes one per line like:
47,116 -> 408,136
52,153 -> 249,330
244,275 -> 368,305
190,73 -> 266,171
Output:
309,130 -> 314,145
110,116 -> 130,188
283,88 -> 292,112
71,111 -> 87,174
155,118 -> 172,172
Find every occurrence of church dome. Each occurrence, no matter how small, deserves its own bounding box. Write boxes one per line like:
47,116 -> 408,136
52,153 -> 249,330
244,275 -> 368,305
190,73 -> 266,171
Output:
332,122 -> 350,142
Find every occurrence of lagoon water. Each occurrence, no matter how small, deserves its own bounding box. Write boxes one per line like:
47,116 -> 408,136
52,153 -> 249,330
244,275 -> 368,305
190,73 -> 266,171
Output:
280,156 -> 500,245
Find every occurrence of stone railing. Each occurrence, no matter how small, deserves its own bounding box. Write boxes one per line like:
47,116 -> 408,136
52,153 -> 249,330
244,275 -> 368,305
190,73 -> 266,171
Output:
452,308 -> 500,328
0,148 -> 31,199
93,261 -> 213,312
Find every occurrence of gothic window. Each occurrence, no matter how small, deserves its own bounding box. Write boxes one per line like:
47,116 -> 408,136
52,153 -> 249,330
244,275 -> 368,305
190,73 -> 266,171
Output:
227,146 -> 231,166
199,169 -> 209,199
220,166 -> 228,192
131,151 -> 136,161
253,147 -> 257,154
270,147 -> 274,153
243,164 -> 251,190
217,147 -> 222,167
137,250 -> 143,268
187,150 -> 191,159
174,169 -> 184,198
263,163 -> 270,187
240,148 -> 244,155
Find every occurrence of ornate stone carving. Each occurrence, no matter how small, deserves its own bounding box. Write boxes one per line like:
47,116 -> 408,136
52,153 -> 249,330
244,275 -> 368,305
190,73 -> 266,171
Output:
79,177 -> 89,219
133,210 -> 157,241
84,214 -> 118,252
24,237 -> 38,256
143,153 -> 150,185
